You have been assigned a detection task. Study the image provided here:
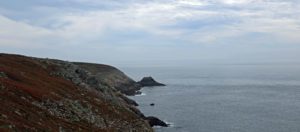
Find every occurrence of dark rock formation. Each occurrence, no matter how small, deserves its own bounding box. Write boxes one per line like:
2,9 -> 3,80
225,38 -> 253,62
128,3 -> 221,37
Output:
150,103 -> 155,106
146,116 -> 168,127
119,94 -> 139,106
138,76 -> 166,87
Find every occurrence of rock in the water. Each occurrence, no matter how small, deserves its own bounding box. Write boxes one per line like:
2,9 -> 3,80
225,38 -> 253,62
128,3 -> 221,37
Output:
138,77 -> 166,87
146,116 -> 168,127
150,103 -> 155,106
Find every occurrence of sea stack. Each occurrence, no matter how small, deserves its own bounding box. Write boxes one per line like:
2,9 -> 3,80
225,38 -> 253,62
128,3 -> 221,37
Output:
138,76 -> 166,87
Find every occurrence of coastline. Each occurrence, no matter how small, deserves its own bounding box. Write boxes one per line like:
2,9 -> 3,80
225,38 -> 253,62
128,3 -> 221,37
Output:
0,53 -> 166,131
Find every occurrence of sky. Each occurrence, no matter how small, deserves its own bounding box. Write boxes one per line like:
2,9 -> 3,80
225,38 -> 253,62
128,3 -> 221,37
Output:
0,0 -> 300,67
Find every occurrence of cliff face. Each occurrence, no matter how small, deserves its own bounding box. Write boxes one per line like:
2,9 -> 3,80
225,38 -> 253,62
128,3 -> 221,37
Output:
74,62 -> 141,96
0,54 -> 152,131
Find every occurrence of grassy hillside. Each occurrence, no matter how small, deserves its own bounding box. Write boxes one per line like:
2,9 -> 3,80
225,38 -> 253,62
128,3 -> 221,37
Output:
0,54 -> 152,131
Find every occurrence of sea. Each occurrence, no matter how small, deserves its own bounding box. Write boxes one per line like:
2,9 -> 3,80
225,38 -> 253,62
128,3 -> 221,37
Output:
121,64 -> 300,132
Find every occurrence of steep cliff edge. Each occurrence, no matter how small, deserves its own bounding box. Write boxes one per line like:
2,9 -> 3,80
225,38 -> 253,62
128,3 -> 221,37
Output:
73,62 -> 141,96
0,54 -> 153,131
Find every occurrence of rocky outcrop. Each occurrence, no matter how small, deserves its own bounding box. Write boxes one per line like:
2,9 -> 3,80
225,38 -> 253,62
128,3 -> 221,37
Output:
74,62 -> 142,95
0,53 -> 153,131
138,76 -> 166,87
146,116 -> 169,127
119,94 -> 139,106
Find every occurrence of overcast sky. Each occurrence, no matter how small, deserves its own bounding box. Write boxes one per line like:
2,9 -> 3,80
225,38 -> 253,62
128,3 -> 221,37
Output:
0,0 -> 300,67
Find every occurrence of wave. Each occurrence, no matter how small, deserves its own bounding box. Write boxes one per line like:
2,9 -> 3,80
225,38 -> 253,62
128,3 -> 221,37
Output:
153,121 -> 175,129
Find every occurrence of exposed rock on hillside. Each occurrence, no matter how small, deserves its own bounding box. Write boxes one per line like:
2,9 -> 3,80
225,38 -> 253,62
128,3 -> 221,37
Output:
138,76 -> 166,87
74,62 -> 142,96
0,54 -> 153,131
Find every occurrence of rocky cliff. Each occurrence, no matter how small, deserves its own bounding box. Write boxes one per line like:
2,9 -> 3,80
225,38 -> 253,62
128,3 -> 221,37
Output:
74,62 -> 141,96
0,54 -> 153,131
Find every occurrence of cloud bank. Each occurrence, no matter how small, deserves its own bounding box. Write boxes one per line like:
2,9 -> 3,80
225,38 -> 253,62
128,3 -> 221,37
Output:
0,0 -> 300,66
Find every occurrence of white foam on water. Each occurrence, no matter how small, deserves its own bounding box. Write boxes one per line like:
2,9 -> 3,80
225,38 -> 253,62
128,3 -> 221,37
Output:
153,121 -> 175,129
166,121 -> 175,127
134,92 -> 146,96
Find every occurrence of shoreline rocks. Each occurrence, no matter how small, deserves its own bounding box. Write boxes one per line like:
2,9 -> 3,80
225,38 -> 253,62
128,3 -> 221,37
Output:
72,63 -> 169,128
146,116 -> 169,127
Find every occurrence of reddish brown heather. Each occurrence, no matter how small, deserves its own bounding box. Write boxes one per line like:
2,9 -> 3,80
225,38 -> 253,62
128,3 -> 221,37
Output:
0,54 -> 152,132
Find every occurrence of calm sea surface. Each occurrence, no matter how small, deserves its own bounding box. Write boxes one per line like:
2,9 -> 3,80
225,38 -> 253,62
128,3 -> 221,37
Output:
121,64 -> 300,132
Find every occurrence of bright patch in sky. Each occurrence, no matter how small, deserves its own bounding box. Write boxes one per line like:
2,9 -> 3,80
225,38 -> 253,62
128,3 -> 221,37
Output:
178,0 -> 206,6
222,0 -> 253,4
